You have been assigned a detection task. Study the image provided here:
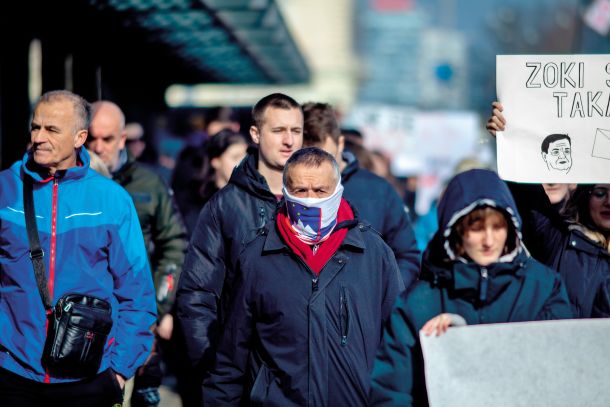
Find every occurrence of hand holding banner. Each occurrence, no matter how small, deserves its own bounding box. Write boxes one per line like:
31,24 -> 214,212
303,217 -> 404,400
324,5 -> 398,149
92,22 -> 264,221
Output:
496,54 -> 610,183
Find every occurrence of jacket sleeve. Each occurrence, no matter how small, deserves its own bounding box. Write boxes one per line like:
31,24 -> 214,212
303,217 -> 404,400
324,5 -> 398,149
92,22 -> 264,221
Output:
109,197 -> 157,379
175,198 -> 226,369
591,275 -> 610,317
506,182 -> 566,263
370,291 -> 417,407
203,262 -> 253,406
151,179 -> 188,316
380,242 -> 405,324
536,273 -> 573,320
381,184 -> 420,289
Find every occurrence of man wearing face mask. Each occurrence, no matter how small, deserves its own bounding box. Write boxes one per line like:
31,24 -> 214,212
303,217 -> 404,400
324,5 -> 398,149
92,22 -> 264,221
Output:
204,147 -> 403,406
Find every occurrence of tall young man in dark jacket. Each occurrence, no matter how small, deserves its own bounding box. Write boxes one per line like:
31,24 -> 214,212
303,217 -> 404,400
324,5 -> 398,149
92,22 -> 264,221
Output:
302,102 -> 420,287
204,147 -> 403,406
87,101 -> 187,406
175,94 -> 303,394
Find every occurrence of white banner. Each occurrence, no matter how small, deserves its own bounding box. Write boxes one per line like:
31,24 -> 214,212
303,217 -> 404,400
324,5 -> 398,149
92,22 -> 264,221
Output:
420,319 -> 610,407
344,105 -> 485,214
496,54 -> 610,183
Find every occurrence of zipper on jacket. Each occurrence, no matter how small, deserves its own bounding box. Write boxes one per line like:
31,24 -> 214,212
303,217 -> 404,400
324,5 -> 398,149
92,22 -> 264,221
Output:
312,277 -> 319,292
479,267 -> 488,303
258,206 -> 266,229
48,178 -> 59,300
340,286 -> 349,346
44,177 -> 59,384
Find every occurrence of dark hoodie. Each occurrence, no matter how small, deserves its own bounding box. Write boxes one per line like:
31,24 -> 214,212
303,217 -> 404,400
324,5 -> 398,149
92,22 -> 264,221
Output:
369,169 -> 572,407
176,149 -> 279,369
341,152 -> 420,288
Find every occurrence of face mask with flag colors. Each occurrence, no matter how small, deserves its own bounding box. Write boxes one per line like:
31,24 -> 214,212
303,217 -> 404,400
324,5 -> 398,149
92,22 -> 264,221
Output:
283,182 -> 344,244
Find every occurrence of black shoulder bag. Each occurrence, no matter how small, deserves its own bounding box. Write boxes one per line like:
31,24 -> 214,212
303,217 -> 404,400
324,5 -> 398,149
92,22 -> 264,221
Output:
23,176 -> 113,378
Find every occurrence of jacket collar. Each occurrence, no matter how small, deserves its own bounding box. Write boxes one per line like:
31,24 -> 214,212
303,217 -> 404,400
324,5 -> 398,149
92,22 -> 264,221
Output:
567,227 -> 610,255
262,206 -> 365,254
112,150 -> 136,185
340,151 -> 358,182
228,147 -> 277,203
422,250 -> 528,305
22,147 -> 90,183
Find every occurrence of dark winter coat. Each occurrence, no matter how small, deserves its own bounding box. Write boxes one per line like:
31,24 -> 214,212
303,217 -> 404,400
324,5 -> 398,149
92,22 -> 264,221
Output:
342,152 -> 420,288
370,169 -> 573,407
175,150 -> 279,369
508,182 -> 610,318
113,154 -> 187,316
203,204 -> 403,407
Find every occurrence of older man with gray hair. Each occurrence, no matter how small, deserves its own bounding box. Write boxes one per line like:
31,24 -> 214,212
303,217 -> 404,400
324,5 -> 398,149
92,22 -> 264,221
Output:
0,90 -> 156,406
204,147 -> 403,406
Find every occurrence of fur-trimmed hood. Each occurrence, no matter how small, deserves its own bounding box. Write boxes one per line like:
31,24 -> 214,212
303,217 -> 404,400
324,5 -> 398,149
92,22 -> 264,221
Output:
426,169 -> 526,266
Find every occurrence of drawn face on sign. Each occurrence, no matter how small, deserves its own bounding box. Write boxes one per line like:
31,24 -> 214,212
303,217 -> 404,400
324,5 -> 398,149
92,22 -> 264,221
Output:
541,134 -> 572,173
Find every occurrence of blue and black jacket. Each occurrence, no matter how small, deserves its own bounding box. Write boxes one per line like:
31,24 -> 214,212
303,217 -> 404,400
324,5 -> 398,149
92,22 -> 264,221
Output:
0,149 -> 157,383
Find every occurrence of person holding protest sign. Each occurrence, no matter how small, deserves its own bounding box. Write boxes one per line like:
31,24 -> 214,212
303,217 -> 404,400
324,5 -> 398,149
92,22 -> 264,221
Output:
369,169 -> 572,407
487,102 -> 610,318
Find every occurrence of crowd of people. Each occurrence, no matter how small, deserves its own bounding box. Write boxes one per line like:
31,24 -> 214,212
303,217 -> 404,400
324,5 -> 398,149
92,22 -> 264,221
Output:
0,90 -> 608,407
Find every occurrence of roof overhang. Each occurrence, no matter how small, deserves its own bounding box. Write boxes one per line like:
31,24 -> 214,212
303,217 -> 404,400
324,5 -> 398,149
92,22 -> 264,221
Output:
91,0 -> 310,84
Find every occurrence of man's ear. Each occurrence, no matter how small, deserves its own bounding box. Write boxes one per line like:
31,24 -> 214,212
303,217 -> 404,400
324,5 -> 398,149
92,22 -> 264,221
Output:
541,152 -> 547,161
74,130 -> 88,149
210,157 -> 220,170
337,135 -> 345,155
118,130 -> 127,150
250,125 -> 260,145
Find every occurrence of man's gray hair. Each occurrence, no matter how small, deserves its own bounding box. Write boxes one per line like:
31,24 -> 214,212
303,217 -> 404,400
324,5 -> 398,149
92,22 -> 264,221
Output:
36,90 -> 91,133
283,147 -> 341,187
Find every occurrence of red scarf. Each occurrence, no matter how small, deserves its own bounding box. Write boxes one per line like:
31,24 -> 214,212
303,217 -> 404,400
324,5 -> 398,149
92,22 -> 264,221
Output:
277,198 -> 354,275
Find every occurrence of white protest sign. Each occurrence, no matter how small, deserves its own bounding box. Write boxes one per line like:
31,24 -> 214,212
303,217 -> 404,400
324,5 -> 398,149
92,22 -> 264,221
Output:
420,319 -> 610,407
496,54 -> 610,183
344,105 -> 484,214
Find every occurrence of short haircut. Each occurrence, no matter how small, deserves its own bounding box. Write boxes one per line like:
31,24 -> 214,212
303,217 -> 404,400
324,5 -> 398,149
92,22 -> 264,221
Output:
252,93 -> 301,129
541,133 -> 571,153
302,102 -> 341,145
283,147 -> 341,188
36,90 -> 91,132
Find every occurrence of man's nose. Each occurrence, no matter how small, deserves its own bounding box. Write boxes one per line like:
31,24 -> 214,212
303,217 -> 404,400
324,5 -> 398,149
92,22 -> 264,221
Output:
89,140 -> 102,154
483,229 -> 494,246
283,132 -> 295,146
31,130 -> 47,144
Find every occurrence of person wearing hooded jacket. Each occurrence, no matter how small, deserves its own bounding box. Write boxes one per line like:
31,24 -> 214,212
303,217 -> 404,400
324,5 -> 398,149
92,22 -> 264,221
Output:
175,94 -> 304,385
487,102 -> 610,318
204,147 -> 403,406
369,169 -> 572,407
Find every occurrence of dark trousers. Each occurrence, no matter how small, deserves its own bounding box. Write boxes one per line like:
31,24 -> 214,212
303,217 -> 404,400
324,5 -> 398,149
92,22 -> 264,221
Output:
0,367 -> 123,407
